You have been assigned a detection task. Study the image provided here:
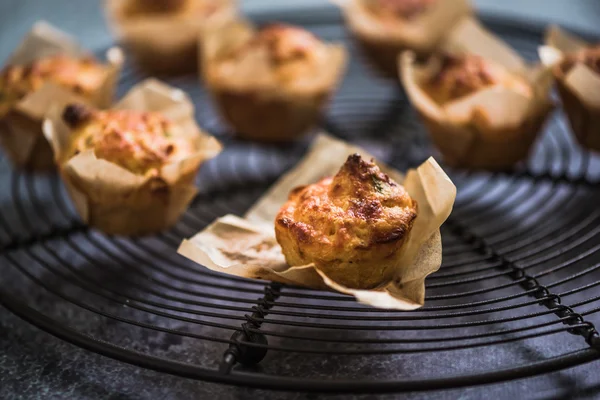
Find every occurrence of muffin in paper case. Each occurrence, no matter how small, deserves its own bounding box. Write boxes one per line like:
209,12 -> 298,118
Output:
43,79 -> 222,236
332,0 -> 472,78
540,26 -> 600,152
201,19 -> 347,142
105,0 -> 237,75
400,18 -> 555,170
178,134 -> 456,310
0,21 -> 123,171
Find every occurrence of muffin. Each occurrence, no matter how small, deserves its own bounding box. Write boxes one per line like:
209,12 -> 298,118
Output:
333,0 -> 472,78
105,0 -> 236,75
178,135 -> 456,309
0,22 -> 122,171
275,154 -> 418,289
540,26 -> 600,152
202,20 -> 347,142
43,79 -> 221,236
401,18 -> 554,170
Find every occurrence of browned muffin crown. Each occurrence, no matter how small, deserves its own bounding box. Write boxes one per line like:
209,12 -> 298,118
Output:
60,104 -> 193,174
245,23 -> 321,65
275,154 -> 418,289
366,0 -> 435,20
0,54 -> 105,117
428,54 -> 498,103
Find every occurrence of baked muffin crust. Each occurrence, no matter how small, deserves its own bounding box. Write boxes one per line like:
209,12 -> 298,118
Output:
61,104 -> 194,175
0,55 -> 105,117
276,154 -> 418,289
424,53 -> 531,105
364,0 -> 435,21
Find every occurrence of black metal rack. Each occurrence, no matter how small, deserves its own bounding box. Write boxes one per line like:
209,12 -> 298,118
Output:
1,10 -> 600,394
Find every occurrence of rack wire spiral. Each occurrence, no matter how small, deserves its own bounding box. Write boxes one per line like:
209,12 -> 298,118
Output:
1,10 -> 600,394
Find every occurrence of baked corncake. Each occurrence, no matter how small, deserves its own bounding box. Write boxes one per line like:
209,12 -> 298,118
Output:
214,23 -> 330,89
0,55 -> 106,118
106,0 -> 236,74
400,18 -> 554,170
0,40 -> 121,172
61,104 -> 194,175
203,20 -> 346,141
334,0 -> 471,78
275,154 -> 418,289
364,0 -> 435,22
45,87 -> 221,237
541,29 -> 600,152
424,54 -> 531,105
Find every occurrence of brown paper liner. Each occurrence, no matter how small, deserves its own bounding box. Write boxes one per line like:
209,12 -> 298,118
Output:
0,22 -> 123,171
201,19 -> 348,142
400,18 -> 555,170
540,26 -> 600,152
43,79 -> 222,236
555,77 -> 600,151
332,0 -> 472,79
178,134 -> 456,310
418,105 -> 552,169
105,0 -> 237,75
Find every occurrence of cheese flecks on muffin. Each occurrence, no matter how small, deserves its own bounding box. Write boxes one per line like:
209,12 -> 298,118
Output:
0,55 -> 106,117
364,0 -> 435,21
275,154 -> 418,289
424,54 -> 532,105
61,104 -> 193,175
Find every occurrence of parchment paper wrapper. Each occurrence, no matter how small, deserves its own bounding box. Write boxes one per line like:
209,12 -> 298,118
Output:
178,134 -> 456,310
201,19 -> 348,142
43,79 -> 222,236
105,0 -> 237,75
540,26 -> 600,152
0,21 -> 123,171
332,0 -> 472,78
400,18 -> 555,170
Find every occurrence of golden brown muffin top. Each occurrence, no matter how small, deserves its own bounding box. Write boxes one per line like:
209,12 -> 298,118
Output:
363,0 -> 435,21
0,55 -> 105,117
61,104 -> 194,175
277,154 -> 417,253
425,54 -> 531,104
250,24 -> 322,65
219,23 -> 327,85
559,45 -> 600,76
123,0 -> 220,17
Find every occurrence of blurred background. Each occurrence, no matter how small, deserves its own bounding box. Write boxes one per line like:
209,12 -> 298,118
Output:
0,0 -> 599,62
1,1 -> 600,399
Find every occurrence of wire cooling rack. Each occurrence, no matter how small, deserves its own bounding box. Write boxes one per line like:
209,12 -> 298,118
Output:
1,10 -> 600,394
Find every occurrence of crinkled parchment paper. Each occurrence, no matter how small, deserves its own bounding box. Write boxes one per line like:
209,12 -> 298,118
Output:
332,0 -> 472,52
201,18 -> 347,141
0,21 -> 123,170
400,17 -> 554,169
43,79 -> 222,236
179,134 -> 456,310
105,0 -> 237,74
539,26 -> 600,151
331,0 -> 472,77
